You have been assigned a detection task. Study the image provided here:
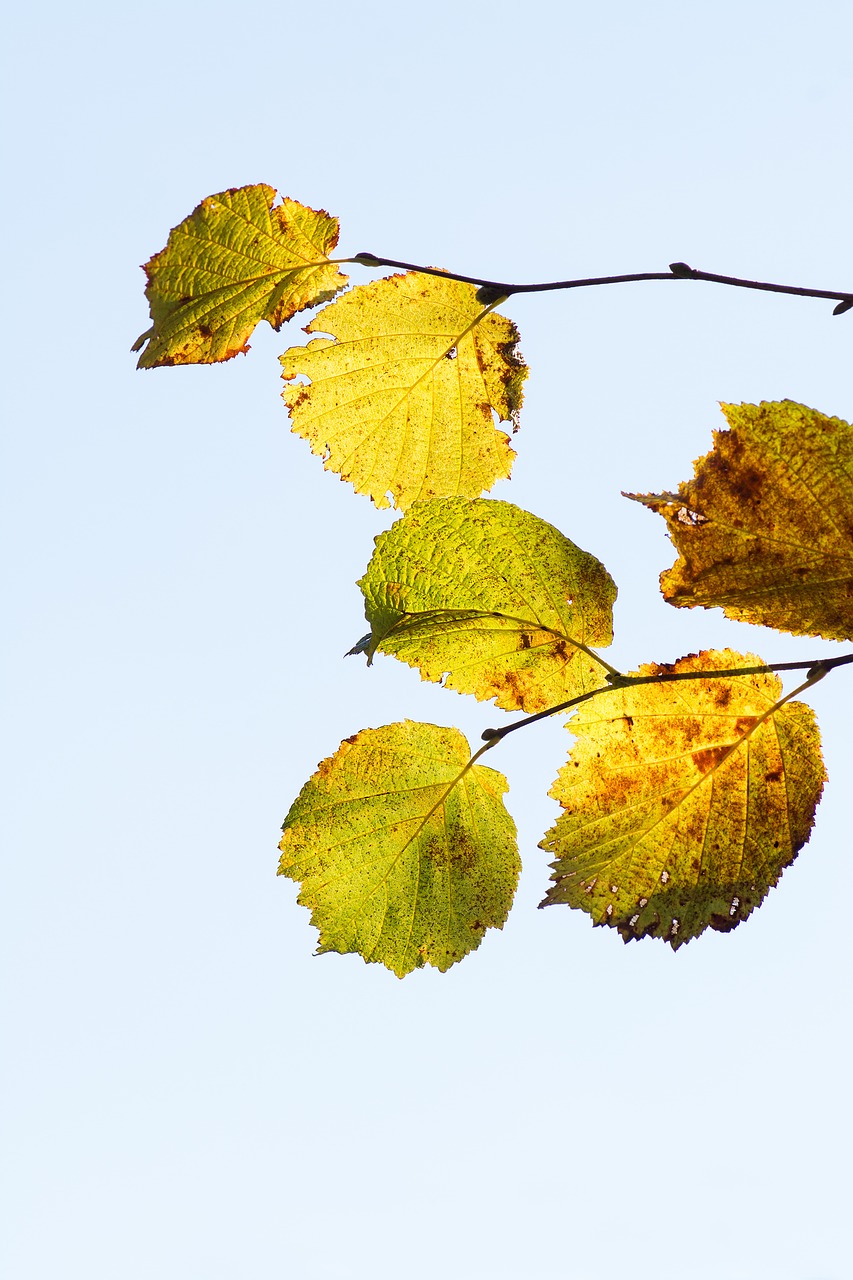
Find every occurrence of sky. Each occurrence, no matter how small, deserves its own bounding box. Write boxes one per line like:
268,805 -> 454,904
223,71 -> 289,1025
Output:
3,2 -> 852,1278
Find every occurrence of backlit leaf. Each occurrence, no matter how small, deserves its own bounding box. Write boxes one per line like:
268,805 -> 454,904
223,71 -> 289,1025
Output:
133,184 -> 347,368
357,498 -> 617,711
627,400 -> 853,639
280,272 -> 526,509
279,721 -> 519,977
540,650 -> 825,948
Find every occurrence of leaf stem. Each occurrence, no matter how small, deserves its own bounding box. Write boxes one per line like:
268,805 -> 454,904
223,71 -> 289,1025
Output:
345,254 -> 853,314
480,652 -> 853,744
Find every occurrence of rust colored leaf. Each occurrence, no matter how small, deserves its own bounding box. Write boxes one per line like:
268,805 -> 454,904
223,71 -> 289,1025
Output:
627,401 -> 853,639
540,650 -> 825,948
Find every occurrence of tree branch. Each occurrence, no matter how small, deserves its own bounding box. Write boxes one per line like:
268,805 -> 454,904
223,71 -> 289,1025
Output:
347,254 -> 853,315
480,652 -> 853,745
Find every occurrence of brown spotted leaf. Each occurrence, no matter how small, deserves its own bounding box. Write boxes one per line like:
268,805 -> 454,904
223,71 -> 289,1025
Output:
540,649 -> 825,948
279,721 -> 519,977
133,185 -> 347,367
627,401 -> 853,639
280,272 -> 526,509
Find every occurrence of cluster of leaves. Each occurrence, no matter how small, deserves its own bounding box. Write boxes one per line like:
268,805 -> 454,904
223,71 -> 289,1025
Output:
135,184 -> 851,977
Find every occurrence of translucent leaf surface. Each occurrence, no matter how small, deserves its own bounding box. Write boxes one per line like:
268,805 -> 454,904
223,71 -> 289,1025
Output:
627,401 -> 853,639
540,650 -> 825,948
134,185 -> 347,368
358,498 -> 617,711
280,273 -> 526,509
279,721 -> 519,977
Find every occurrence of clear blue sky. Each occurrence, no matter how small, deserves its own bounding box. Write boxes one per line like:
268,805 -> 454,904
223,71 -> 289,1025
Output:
3,3 -> 851,1278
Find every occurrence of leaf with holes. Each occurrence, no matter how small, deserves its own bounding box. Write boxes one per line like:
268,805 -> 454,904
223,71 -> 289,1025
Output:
133,184 -> 348,368
280,272 -> 526,509
627,400 -> 853,639
539,649 -> 825,948
356,497 -> 617,711
278,721 -> 519,977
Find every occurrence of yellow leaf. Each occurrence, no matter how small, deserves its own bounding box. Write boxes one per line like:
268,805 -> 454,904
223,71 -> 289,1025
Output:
540,650 -> 825,948
358,497 -> 616,711
627,400 -> 853,639
134,184 -> 348,368
280,272 -> 526,509
279,721 -> 519,977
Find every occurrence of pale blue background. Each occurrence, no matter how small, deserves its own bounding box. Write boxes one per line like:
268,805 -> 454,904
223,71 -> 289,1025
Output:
3,3 -> 851,1278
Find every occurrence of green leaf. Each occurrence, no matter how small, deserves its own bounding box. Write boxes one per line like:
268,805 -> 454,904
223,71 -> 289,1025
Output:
540,650 -> 826,948
280,272 -> 526,509
358,497 -> 617,712
278,721 -> 519,977
133,184 -> 348,368
627,400 -> 853,640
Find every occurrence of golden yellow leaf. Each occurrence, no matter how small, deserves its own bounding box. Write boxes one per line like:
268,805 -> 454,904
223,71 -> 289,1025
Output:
627,400 -> 853,639
280,272 -> 526,509
133,184 -> 347,367
540,650 -> 825,948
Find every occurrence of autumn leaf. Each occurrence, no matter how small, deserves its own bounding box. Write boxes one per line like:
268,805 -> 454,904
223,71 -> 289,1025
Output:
540,650 -> 825,948
357,497 -> 617,711
278,721 -> 519,977
627,400 -> 853,639
280,272 -> 526,509
133,184 -> 348,368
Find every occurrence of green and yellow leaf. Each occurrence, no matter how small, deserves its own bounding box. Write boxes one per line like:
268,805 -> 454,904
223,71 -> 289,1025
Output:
279,721 -> 519,977
540,649 -> 825,948
357,497 -> 617,711
280,272 -> 526,509
627,400 -> 853,639
133,184 -> 348,368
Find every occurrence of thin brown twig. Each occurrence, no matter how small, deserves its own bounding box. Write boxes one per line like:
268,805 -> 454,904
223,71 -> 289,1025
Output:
480,653 -> 853,744
347,253 -> 853,314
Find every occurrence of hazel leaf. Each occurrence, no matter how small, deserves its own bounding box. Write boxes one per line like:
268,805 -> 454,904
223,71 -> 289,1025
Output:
134,184 -> 348,368
358,497 -> 617,712
627,400 -> 853,640
279,721 -> 519,977
540,649 -> 826,948
281,272 -> 526,509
